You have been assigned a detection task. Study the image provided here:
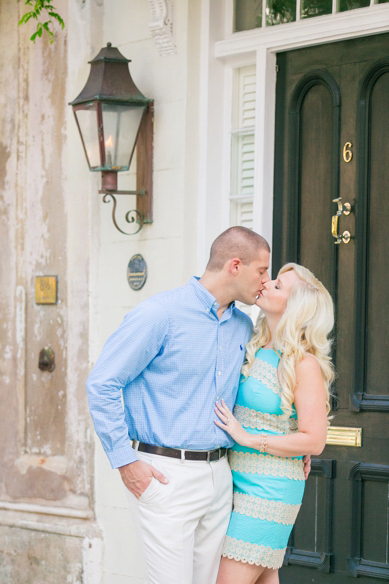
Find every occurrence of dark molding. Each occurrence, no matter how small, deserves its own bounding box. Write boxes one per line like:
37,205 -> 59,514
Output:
289,69 -> 341,114
272,52 -> 287,275
312,457 -> 336,479
350,393 -> 389,412
347,558 -> 389,580
349,462 -> 389,482
348,462 -> 389,578
353,57 -> 389,412
284,549 -> 331,572
284,458 -> 335,573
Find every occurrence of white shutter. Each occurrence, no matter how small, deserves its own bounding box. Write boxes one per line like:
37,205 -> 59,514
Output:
230,65 -> 256,230
230,66 -> 257,320
240,70 -> 256,129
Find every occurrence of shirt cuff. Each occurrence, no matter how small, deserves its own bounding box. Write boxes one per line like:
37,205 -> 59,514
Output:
106,444 -> 138,469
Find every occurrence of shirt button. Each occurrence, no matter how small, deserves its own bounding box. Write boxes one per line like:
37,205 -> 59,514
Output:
219,346 -> 222,350
216,396 -> 220,400
218,371 -> 222,376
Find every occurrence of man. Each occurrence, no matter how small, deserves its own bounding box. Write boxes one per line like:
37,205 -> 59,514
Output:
86,226 -> 271,584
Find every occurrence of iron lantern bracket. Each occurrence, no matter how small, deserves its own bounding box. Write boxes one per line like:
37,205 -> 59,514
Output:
98,189 -> 147,236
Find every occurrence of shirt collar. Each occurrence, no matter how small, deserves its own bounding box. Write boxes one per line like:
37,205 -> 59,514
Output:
189,276 -> 236,318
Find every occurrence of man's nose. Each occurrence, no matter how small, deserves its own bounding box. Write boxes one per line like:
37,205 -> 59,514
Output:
261,270 -> 270,284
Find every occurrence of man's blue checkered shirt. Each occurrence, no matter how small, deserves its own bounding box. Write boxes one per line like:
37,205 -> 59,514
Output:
86,277 -> 253,468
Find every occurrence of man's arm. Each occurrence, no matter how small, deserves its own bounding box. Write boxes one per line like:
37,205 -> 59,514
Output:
86,299 -> 169,469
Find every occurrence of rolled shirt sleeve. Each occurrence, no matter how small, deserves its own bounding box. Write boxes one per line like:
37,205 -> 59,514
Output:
86,299 -> 169,468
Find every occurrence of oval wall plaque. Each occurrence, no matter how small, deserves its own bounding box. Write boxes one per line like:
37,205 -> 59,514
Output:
127,254 -> 147,290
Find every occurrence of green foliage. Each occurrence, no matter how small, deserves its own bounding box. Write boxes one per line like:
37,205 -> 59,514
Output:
266,0 -> 296,25
18,0 -> 65,44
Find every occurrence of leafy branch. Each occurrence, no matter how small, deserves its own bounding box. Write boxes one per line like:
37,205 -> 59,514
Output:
18,1 -> 65,44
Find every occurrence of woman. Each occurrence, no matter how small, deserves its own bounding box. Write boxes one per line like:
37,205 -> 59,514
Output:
214,263 -> 334,584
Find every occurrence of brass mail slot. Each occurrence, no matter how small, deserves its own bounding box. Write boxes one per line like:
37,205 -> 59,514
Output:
326,426 -> 362,447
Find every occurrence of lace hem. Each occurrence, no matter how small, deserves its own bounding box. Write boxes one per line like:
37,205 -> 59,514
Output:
222,536 -> 285,569
233,492 -> 301,525
229,450 -> 305,481
234,404 -> 298,434
248,359 -> 282,395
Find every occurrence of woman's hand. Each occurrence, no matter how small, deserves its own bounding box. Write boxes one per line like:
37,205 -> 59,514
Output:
214,400 -> 250,446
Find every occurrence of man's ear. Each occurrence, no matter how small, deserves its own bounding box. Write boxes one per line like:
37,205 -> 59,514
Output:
227,258 -> 241,276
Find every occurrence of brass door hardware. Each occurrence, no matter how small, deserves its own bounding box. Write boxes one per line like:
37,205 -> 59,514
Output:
38,347 -> 55,372
326,426 -> 362,447
343,142 -> 353,163
332,197 -> 352,244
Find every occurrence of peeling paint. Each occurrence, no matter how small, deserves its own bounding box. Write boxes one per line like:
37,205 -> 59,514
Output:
15,454 -> 68,476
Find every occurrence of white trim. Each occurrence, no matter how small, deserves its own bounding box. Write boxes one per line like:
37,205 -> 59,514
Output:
197,0 -> 211,273
252,48 -> 276,264
224,0 -> 235,36
221,64 -> 233,230
215,5 -> 389,59
296,0 -> 302,22
262,0 -> 267,29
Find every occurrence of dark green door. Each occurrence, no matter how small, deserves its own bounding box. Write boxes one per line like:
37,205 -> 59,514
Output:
273,33 -> 389,584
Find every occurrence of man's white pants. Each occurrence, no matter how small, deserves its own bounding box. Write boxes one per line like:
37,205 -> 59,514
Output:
126,450 -> 233,584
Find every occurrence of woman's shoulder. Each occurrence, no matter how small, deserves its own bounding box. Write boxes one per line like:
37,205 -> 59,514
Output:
295,353 -> 322,378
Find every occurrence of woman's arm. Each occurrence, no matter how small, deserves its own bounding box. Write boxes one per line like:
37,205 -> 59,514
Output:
214,354 -> 328,457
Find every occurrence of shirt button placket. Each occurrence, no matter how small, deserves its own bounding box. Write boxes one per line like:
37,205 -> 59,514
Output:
216,325 -> 222,403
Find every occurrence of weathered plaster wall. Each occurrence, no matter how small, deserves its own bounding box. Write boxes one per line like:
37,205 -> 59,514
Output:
0,0 -> 204,581
0,0 -> 104,581
0,0 -> 97,508
0,526 -> 84,584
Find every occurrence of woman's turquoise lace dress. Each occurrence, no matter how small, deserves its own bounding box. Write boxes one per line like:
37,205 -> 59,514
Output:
222,348 -> 305,569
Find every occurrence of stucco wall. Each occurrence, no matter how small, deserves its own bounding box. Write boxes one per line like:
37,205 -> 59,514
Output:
0,0 -> 205,581
90,2 -> 203,582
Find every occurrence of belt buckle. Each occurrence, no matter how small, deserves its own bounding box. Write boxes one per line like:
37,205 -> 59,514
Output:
208,448 -> 221,462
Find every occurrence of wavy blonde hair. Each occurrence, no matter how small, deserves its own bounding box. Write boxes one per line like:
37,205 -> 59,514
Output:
242,263 -> 335,421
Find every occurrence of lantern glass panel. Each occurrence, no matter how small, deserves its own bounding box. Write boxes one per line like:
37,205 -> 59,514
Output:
74,102 -> 101,169
101,103 -> 145,170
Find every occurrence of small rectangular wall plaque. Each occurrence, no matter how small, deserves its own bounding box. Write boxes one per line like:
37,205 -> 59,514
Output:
326,426 -> 362,447
35,276 -> 57,304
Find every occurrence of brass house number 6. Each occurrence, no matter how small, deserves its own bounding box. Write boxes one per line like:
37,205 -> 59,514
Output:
343,141 -> 353,163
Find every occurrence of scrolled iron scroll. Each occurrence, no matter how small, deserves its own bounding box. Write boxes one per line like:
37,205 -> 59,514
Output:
102,193 -> 144,235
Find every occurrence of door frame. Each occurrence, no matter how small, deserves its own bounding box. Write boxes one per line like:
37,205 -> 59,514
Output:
212,4 -> 389,269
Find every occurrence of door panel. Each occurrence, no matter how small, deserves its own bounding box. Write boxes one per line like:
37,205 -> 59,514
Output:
299,83 -> 335,296
274,33 -> 389,583
364,69 -> 389,398
354,58 -> 389,411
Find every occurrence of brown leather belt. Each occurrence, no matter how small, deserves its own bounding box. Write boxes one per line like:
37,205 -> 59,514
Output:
136,442 -> 228,462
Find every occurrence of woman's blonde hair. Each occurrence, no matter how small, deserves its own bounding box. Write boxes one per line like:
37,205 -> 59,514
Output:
242,263 -> 335,420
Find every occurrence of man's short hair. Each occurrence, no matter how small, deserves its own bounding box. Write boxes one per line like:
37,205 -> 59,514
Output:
206,226 -> 270,272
